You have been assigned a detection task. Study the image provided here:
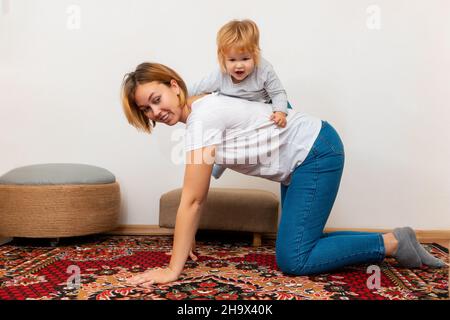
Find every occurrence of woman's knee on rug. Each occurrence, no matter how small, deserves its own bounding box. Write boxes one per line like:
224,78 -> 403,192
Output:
276,256 -> 315,276
275,246 -> 313,275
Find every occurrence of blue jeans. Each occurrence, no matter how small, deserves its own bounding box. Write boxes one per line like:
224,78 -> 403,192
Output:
276,121 -> 385,275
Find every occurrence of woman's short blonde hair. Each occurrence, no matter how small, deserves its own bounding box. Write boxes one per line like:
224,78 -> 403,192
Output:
121,62 -> 187,134
217,19 -> 261,72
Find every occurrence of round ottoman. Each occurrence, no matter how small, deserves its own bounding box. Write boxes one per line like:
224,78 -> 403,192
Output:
0,163 -> 120,238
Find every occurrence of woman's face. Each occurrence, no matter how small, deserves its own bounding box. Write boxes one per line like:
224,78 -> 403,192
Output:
134,80 -> 182,126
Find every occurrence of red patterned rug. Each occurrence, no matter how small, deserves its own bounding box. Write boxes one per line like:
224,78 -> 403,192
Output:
0,235 -> 448,300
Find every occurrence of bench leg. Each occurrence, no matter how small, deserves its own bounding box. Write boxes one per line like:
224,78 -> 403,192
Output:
50,238 -> 60,247
252,233 -> 262,247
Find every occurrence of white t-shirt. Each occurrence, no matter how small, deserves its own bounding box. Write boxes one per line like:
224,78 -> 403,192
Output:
184,93 -> 322,185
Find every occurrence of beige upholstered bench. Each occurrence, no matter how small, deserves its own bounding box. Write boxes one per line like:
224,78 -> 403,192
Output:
159,188 -> 279,246
0,163 -> 120,239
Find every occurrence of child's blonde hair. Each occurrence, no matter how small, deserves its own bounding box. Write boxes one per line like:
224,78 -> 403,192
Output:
217,19 -> 261,72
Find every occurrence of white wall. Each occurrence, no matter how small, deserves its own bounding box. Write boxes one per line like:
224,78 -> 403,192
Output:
1,0 -> 449,229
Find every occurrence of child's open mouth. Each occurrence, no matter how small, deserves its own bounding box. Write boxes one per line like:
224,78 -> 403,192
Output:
235,71 -> 245,76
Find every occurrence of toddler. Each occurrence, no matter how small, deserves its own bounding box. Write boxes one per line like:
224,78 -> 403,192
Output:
189,19 -> 292,178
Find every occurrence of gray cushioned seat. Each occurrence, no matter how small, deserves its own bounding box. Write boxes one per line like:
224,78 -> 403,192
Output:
0,163 -> 116,185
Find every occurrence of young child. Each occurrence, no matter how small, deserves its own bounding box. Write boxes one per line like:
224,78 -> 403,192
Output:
189,19 -> 292,179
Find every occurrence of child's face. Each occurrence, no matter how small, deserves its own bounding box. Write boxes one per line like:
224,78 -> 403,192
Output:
224,48 -> 255,83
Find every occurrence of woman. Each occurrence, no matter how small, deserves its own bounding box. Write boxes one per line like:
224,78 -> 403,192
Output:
121,62 -> 445,287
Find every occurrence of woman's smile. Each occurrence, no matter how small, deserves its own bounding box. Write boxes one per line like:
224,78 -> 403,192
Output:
160,113 -> 170,123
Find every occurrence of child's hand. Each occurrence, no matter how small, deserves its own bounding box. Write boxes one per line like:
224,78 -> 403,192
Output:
270,111 -> 287,128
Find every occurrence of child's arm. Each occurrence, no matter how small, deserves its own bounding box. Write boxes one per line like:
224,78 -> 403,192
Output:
188,67 -> 222,97
263,64 -> 289,128
264,66 -> 289,116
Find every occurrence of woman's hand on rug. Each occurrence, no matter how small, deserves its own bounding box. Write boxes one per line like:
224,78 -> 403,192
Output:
127,267 -> 179,286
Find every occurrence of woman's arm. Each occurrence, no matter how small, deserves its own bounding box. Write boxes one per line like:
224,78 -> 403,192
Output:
127,146 -> 215,286
168,146 -> 214,274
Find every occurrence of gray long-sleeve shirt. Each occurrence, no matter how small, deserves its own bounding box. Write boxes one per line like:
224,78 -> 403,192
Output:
188,57 -> 289,114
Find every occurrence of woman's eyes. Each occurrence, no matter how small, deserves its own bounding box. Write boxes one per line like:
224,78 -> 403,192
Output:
141,97 -> 160,113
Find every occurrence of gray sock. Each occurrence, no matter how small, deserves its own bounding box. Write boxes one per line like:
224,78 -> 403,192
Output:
402,227 -> 447,268
392,228 -> 422,268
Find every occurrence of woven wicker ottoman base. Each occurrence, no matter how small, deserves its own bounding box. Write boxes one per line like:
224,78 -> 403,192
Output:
0,164 -> 121,238
159,188 -> 279,246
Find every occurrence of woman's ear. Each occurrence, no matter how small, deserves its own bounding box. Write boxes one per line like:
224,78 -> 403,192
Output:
170,79 -> 180,95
